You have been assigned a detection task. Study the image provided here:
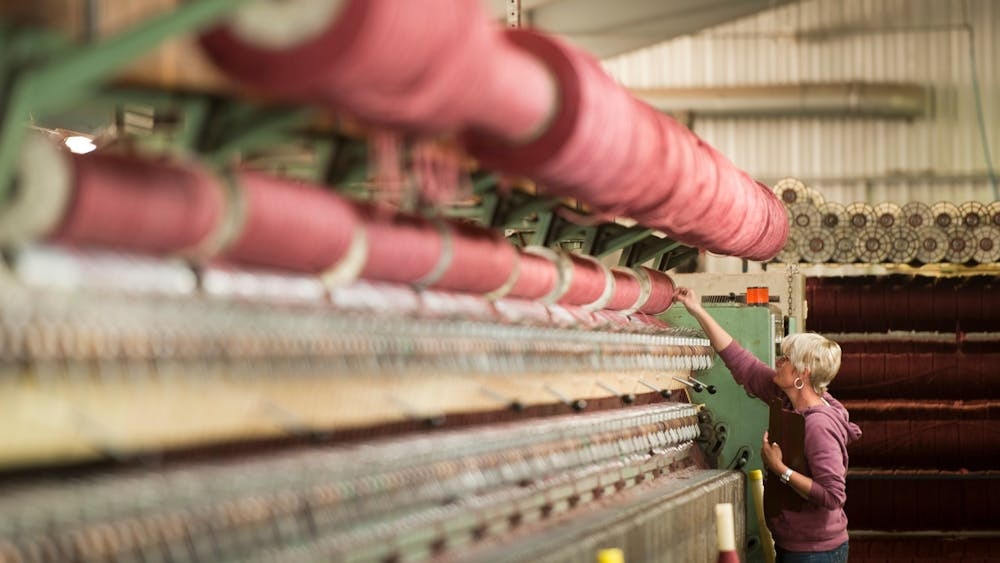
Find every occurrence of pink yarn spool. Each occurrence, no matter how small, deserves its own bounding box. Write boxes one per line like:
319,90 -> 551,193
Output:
508,246 -> 575,304
463,28 -> 788,261
433,222 -> 519,295
356,205 -> 447,285
558,253 -> 613,309
638,267 -> 676,315
462,30 -> 601,191
221,169 -> 361,273
354,205 -> 523,297
200,0 -> 553,140
49,152 -> 224,254
507,248 -> 559,300
760,182 -> 791,256
606,267 -> 643,312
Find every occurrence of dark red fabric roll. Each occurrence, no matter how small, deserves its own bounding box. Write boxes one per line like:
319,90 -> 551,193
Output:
882,279 -> 912,329
845,399 -> 1000,420
834,287 -> 861,332
859,283 -> 888,333
907,277 -> 939,332
845,400 -> 1000,469
849,535 -> 1000,562
956,283 -> 984,332
831,352 -> 1000,400
846,470 -> 1000,531
807,275 -> 1000,333
932,278 -> 959,333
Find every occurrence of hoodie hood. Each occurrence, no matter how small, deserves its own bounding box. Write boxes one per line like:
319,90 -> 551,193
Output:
810,393 -> 863,444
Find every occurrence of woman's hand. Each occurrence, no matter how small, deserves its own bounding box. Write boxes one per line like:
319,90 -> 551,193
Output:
672,286 -> 733,351
673,287 -> 703,312
761,431 -> 786,474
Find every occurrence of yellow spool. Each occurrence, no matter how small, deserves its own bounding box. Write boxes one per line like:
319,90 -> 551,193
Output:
749,469 -> 776,563
596,548 -> 625,563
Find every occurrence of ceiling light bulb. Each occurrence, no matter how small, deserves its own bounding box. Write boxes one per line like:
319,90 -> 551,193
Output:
64,136 -> 96,154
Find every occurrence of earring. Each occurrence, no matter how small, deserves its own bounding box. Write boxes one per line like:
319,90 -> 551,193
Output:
793,377 -> 804,390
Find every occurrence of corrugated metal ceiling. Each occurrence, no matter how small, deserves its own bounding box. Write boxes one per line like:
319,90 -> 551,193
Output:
485,0 -> 798,58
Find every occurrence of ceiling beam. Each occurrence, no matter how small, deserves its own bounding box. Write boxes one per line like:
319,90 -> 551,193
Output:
531,0 -> 736,34
494,0 -> 798,59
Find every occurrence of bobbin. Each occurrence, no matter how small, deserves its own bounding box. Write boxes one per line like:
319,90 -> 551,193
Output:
180,165 -> 248,262
411,219 -> 454,289
16,140 -> 228,258
520,245 -> 573,304
435,223 -> 521,297
636,267 -> 676,315
483,251 -> 522,300
200,0 -> 368,98
320,223 -> 368,288
562,252 -> 615,312
0,134 -> 74,246
223,0 -> 348,51
612,266 -> 654,315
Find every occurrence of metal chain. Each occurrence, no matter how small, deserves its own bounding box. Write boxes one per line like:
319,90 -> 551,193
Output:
786,263 -> 799,319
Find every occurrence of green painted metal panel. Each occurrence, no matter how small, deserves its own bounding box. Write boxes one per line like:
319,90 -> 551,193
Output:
664,302 -> 779,563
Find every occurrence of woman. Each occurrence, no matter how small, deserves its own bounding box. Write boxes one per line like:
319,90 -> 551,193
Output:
673,287 -> 861,563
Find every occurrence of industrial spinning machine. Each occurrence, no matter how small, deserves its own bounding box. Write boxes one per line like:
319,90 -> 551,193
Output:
0,2 -> 790,562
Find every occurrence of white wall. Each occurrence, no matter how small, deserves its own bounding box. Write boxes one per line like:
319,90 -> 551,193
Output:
603,0 -> 1000,206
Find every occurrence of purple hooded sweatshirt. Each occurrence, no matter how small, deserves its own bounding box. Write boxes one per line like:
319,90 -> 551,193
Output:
718,341 -> 862,553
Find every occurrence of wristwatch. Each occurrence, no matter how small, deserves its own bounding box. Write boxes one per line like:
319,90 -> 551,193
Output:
780,467 -> 794,484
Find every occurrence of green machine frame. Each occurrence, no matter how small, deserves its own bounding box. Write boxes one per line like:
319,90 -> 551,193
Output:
664,302 -> 782,563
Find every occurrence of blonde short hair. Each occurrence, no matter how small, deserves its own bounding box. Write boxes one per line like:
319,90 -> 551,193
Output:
781,332 -> 841,394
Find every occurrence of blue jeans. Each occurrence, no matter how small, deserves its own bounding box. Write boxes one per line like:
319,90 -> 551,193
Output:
776,541 -> 849,563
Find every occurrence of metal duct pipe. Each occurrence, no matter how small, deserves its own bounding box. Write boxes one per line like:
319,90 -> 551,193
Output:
633,82 -> 929,118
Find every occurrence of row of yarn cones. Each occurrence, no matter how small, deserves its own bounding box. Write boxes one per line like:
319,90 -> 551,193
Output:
772,178 -> 1000,265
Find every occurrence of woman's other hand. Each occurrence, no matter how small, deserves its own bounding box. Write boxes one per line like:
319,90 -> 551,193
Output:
761,431 -> 785,473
